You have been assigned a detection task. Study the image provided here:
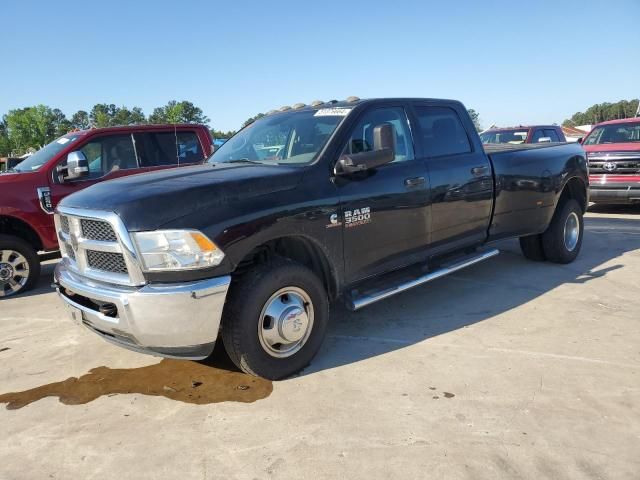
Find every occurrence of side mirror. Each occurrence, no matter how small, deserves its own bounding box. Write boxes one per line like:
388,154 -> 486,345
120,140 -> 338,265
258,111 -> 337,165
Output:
577,137 -> 584,144
336,123 -> 396,175
537,137 -> 552,143
61,151 -> 89,181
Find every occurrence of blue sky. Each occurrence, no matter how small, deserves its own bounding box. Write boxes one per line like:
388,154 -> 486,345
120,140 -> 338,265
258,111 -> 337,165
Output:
3,0 -> 639,131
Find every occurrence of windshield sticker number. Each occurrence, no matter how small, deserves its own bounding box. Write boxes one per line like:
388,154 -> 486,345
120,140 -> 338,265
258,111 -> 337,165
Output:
314,108 -> 351,117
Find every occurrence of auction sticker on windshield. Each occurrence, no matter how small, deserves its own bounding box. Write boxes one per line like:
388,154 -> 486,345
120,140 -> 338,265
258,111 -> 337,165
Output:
314,108 -> 351,117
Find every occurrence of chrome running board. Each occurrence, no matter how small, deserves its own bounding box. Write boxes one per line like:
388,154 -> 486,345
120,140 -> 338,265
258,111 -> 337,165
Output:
347,248 -> 499,311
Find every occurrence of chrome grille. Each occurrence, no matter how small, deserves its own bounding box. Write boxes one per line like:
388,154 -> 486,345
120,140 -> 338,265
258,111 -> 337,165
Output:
86,251 -> 128,274
588,152 -> 640,174
60,216 -> 70,234
54,208 -> 145,287
65,243 -> 76,261
81,219 -> 117,241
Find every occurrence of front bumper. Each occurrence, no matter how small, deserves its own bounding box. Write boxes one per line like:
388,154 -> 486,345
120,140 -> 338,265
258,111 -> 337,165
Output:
589,175 -> 640,204
54,262 -> 231,360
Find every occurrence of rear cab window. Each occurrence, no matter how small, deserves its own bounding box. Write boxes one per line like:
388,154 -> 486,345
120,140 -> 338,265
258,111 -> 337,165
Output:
135,130 -> 205,167
544,129 -> 561,142
413,106 -> 471,157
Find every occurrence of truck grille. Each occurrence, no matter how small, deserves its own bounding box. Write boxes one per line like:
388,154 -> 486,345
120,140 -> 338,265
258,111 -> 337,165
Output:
81,219 -> 117,242
55,209 -> 145,286
60,216 -> 70,234
588,151 -> 640,174
86,251 -> 128,274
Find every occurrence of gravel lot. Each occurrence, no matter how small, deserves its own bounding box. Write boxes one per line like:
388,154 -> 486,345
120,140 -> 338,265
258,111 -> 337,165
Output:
1,206 -> 639,480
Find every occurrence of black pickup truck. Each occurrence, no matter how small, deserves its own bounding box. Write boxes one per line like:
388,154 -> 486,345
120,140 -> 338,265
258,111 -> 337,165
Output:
54,97 -> 588,379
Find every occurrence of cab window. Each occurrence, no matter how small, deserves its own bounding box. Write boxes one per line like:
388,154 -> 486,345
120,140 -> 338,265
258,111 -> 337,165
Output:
544,129 -> 561,142
135,132 -> 178,166
79,134 -> 138,179
413,106 -> 471,157
342,107 -> 414,162
177,131 -> 204,163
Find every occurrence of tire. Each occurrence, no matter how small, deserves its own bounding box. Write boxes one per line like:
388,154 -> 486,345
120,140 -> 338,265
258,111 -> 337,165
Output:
221,257 -> 329,380
0,234 -> 41,298
541,199 -> 584,264
519,234 -> 546,261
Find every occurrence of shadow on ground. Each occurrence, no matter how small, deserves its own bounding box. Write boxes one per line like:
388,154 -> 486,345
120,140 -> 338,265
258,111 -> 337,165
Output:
304,214 -> 639,375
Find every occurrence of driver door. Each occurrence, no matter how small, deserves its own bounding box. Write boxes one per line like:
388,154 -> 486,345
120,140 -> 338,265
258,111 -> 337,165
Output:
335,105 -> 431,284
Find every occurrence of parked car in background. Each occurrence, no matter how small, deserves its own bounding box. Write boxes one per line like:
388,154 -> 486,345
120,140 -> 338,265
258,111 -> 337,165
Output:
53,97 -> 587,379
582,118 -> 640,205
480,125 -> 566,145
0,124 -> 213,297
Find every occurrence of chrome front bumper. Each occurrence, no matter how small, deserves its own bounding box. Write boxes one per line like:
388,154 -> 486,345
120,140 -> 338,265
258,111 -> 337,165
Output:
54,262 -> 231,360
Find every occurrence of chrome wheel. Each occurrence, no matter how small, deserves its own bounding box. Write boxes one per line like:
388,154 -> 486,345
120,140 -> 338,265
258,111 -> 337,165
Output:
258,287 -> 314,358
563,212 -> 580,252
0,250 -> 30,297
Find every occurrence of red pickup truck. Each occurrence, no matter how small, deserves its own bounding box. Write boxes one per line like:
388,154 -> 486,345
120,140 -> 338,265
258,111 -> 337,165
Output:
0,124 -> 213,297
582,117 -> 640,204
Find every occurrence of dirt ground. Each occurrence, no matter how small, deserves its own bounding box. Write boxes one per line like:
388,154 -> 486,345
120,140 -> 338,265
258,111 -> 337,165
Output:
1,205 -> 639,479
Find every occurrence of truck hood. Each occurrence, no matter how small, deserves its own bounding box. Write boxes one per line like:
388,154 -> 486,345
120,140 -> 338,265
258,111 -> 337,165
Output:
583,143 -> 640,153
60,163 -> 305,231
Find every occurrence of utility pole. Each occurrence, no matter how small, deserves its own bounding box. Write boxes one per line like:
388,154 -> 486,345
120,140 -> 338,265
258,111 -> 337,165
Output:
635,100 -> 640,117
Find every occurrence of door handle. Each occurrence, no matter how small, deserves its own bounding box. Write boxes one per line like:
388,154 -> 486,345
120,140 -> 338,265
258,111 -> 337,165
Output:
404,176 -> 425,187
471,165 -> 489,176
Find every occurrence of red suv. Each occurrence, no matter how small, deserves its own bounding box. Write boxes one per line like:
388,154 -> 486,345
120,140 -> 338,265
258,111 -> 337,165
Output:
0,124 -> 213,297
582,118 -> 640,205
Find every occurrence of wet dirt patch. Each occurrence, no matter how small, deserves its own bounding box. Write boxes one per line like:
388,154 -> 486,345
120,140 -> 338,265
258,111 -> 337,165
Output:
0,359 -> 272,410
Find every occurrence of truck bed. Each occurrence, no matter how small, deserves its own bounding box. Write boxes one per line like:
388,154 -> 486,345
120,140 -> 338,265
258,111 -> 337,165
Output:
483,141 -> 585,241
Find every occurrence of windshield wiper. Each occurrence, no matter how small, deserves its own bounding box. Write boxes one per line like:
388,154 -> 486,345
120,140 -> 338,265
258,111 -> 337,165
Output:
226,158 -> 264,165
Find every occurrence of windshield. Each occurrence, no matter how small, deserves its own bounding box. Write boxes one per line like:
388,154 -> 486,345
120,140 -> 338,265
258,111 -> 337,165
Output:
584,122 -> 640,145
208,108 -> 351,165
12,134 -> 82,172
480,129 -> 529,144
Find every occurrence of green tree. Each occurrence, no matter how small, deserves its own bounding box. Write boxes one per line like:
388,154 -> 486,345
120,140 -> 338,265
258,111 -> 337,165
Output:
0,121 -> 10,156
149,100 -> 209,125
210,128 -> 236,139
89,104 -> 146,127
90,104 -> 118,127
243,112 -> 265,127
70,110 -> 90,130
467,108 -> 482,131
563,99 -> 640,126
51,108 -> 71,137
3,105 -> 63,153
113,106 -> 146,125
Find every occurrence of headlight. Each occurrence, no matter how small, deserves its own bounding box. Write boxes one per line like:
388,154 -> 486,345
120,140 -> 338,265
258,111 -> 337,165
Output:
132,230 -> 225,272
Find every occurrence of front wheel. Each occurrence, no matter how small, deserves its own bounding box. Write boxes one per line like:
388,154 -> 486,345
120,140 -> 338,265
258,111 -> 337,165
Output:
542,199 -> 584,264
0,235 -> 41,298
221,258 -> 329,380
